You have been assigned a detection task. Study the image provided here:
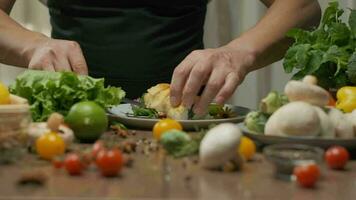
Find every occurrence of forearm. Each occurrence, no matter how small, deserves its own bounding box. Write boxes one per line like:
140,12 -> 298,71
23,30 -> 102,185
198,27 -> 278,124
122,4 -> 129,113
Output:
0,9 -> 47,67
227,0 -> 321,72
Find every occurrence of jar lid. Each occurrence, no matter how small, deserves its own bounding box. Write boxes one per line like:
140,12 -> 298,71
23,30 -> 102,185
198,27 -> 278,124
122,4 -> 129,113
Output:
0,104 -> 30,113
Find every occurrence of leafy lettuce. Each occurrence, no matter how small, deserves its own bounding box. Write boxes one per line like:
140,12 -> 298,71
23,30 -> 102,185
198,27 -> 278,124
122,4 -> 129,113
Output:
283,2 -> 356,89
10,70 -> 125,122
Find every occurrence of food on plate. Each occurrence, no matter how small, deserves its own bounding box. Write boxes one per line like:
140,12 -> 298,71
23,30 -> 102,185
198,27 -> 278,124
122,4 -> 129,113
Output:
313,107 -> 335,138
284,75 -> 330,107
64,153 -> 84,176
260,91 -> 288,115
325,146 -> 350,170
199,123 -> 243,170
293,163 -> 320,188
283,2 -> 356,89
328,108 -> 354,139
238,136 -> 256,161
244,75 -> 356,139
0,81 -> 10,104
244,111 -> 269,133
336,86 -> 356,113
96,148 -> 123,177
10,70 -> 125,122
36,131 -> 66,160
144,83 -> 188,120
65,101 -> 108,142
265,102 -> 321,137
153,118 -> 183,140
131,83 -> 237,120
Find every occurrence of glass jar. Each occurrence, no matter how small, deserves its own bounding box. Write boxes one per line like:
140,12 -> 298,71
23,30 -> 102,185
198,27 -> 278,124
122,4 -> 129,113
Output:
0,104 -> 32,164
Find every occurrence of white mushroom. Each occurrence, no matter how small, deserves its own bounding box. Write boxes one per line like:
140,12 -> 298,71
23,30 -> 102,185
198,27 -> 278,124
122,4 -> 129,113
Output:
284,75 -> 329,107
265,102 -> 320,137
313,106 -> 335,138
199,123 -> 243,169
28,123 -> 74,145
328,108 -> 354,139
345,110 -> 356,137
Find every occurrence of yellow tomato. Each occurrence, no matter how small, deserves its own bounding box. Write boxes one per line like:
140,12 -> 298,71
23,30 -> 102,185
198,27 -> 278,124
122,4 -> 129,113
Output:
36,132 -> 66,160
153,118 -> 183,140
0,82 -> 10,105
238,136 -> 256,161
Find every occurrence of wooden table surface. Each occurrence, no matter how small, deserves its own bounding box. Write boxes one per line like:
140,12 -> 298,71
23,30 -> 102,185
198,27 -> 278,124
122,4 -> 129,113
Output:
0,131 -> 355,200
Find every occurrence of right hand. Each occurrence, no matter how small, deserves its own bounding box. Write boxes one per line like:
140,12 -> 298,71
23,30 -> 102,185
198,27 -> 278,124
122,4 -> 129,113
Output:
26,36 -> 88,75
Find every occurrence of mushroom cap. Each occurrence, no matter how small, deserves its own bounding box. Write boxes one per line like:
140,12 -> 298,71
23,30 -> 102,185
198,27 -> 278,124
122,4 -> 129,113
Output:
313,106 -> 335,138
199,123 -> 242,169
265,101 -> 321,137
284,80 -> 329,107
328,108 -> 354,139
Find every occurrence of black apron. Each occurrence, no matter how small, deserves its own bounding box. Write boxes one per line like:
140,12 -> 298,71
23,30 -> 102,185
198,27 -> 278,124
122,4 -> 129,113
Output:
47,0 -> 207,98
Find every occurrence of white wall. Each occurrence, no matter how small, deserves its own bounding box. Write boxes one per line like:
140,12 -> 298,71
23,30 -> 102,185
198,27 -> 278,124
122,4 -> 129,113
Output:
0,0 -> 355,109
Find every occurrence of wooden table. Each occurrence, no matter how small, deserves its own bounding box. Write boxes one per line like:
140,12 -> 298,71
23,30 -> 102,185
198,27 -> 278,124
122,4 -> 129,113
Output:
0,131 -> 355,200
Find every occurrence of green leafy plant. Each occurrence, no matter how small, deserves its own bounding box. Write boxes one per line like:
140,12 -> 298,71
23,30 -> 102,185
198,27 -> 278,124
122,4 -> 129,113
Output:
283,2 -> 356,89
10,70 -> 125,122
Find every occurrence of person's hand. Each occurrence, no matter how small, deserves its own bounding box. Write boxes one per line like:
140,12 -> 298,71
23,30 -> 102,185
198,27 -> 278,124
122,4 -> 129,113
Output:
170,46 -> 255,115
26,36 -> 88,75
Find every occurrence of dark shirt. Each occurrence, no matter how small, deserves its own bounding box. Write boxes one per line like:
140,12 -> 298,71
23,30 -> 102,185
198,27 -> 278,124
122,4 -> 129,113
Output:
47,0 -> 207,98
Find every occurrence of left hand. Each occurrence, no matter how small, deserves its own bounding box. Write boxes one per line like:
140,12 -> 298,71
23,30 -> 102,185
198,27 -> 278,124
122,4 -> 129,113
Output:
170,46 -> 255,115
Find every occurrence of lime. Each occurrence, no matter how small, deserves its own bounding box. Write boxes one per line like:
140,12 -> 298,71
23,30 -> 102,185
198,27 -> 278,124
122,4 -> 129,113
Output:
65,101 -> 108,142
0,82 -> 10,105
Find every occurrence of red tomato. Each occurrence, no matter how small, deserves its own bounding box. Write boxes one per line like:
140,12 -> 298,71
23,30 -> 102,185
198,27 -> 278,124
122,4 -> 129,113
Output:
96,149 -> 123,177
64,153 -> 84,176
92,140 -> 105,158
293,163 -> 320,188
325,146 -> 350,170
52,157 -> 64,169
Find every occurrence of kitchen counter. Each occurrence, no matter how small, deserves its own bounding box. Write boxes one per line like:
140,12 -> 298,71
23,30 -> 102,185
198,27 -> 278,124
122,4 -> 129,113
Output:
0,130 -> 355,200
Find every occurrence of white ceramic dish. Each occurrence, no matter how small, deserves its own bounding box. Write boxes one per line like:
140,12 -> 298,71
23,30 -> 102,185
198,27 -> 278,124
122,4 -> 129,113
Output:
238,123 -> 356,149
109,104 -> 250,130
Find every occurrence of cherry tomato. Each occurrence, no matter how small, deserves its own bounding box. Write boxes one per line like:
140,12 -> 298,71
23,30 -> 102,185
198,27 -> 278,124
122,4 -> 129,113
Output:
96,149 -> 123,177
92,140 -> 105,158
238,136 -> 256,161
52,157 -> 64,169
293,163 -> 320,188
36,132 -> 66,160
153,119 -> 183,140
64,153 -> 84,176
325,146 -> 350,170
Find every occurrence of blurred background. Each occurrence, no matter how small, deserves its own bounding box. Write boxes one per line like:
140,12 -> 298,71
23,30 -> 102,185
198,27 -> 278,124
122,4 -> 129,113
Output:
0,0 -> 355,109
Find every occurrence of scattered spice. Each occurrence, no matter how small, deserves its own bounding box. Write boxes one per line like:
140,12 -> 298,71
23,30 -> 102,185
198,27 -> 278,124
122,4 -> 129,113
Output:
123,154 -> 134,168
120,141 -> 137,154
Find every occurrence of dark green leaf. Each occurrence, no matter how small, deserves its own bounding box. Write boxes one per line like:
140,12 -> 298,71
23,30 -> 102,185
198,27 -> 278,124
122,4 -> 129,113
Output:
347,51 -> 356,84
